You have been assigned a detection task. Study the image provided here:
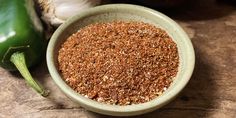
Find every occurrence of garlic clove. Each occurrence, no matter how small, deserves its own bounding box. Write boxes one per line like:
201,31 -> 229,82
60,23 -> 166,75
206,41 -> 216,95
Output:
37,0 -> 101,27
54,0 -> 98,21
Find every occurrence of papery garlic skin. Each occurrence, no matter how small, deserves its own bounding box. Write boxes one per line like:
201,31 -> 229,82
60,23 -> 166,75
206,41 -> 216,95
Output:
37,0 -> 101,26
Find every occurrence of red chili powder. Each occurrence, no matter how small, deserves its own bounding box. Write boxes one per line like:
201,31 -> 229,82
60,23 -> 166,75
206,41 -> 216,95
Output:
58,21 -> 179,105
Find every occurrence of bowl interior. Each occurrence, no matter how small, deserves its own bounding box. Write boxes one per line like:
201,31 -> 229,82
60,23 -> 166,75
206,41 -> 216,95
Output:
47,4 -> 195,116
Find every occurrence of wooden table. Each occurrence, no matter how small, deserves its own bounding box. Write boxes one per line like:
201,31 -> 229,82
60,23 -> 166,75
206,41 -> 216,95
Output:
1,0 -> 236,117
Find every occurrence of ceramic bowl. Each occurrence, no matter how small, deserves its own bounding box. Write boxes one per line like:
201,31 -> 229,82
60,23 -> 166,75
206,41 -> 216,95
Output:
47,4 -> 195,116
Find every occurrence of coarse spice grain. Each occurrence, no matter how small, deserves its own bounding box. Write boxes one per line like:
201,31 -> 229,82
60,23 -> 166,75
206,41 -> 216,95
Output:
58,21 -> 179,105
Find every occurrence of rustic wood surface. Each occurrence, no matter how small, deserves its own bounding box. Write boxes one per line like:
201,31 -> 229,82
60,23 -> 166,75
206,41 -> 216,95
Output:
0,0 -> 236,118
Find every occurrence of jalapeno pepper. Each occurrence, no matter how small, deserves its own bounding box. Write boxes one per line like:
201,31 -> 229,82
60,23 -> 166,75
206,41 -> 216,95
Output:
0,0 -> 48,96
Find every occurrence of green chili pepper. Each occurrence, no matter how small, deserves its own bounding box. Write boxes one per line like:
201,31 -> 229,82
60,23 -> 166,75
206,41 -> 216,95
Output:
0,0 -> 48,96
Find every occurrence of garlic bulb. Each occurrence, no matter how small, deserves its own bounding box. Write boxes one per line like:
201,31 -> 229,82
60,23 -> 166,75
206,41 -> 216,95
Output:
37,0 -> 101,26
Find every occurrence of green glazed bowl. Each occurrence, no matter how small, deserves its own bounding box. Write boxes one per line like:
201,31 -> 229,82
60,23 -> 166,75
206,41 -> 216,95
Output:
47,4 -> 195,116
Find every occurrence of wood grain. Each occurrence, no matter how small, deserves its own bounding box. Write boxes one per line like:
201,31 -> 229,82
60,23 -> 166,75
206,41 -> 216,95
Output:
0,0 -> 236,117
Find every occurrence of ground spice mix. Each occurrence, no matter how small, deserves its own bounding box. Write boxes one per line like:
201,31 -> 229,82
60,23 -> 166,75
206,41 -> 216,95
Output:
58,21 -> 179,105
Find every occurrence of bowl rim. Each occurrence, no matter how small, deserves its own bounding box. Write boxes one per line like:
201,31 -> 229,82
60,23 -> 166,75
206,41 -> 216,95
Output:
47,4 -> 195,115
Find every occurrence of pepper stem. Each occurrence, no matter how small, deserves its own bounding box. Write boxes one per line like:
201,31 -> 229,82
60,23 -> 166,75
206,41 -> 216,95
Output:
10,52 -> 49,97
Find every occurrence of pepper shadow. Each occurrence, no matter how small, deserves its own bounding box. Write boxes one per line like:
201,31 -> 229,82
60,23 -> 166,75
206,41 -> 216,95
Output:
30,59 -> 50,84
